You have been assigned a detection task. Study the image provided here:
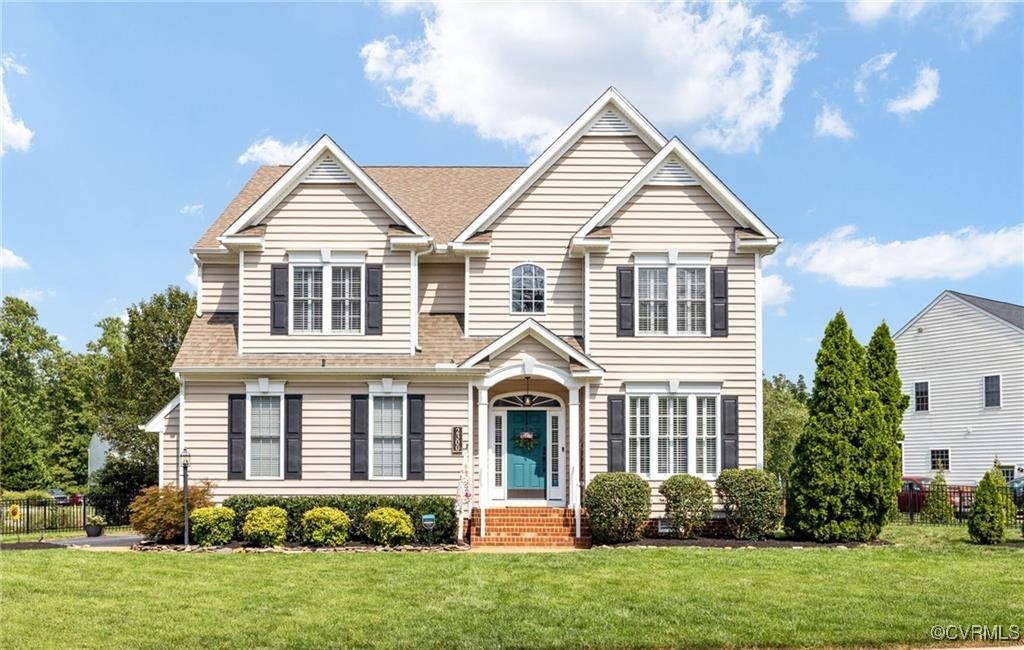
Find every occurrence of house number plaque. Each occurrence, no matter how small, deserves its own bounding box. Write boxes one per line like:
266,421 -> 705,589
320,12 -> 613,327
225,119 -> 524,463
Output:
451,426 -> 464,454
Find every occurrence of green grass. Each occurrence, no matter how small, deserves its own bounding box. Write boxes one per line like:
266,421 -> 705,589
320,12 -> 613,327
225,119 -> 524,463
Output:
2,526 -> 1021,649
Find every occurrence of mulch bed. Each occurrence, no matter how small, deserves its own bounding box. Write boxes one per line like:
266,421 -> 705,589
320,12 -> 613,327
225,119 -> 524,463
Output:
605,536 -> 890,549
0,541 -> 65,551
133,540 -> 468,553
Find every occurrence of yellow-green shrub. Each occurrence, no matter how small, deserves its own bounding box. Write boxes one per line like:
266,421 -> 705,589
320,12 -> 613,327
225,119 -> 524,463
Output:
364,507 -> 413,546
242,506 -> 288,547
300,507 -> 350,547
190,506 -> 235,546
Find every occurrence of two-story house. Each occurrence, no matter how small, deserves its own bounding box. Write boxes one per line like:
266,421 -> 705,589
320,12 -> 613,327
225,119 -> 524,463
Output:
146,89 -> 780,545
895,290 -> 1023,485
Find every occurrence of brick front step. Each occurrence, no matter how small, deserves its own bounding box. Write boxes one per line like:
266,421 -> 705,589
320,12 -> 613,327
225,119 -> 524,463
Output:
469,507 -> 592,548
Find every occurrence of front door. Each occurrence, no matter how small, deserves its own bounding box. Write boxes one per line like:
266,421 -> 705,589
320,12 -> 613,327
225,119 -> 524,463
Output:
506,410 -> 547,499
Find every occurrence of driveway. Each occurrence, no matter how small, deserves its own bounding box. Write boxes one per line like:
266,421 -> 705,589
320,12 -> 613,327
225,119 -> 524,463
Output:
56,533 -> 144,550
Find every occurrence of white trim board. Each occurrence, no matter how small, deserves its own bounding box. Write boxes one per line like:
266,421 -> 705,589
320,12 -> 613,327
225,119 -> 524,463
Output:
221,134 -> 429,241
453,88 -> 666,243
573,137 -> 778,243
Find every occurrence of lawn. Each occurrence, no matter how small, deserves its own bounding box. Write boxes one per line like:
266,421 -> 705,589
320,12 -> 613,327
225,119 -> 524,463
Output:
1,526 -> 1021,649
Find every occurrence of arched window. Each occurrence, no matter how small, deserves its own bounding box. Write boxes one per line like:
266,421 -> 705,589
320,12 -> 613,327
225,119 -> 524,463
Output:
510,264 -> 545,313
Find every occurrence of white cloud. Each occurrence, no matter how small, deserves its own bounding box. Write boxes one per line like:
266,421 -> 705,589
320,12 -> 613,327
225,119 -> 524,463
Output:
186,266 -> 200,288
854,51 -> 897,102
956,2 -> 1011,43
762,274 -> 794,306
887,66 -> 940,115
1,247 -> 28,270
179,203 -> 204,216
845,0 -> 927,25
237,137 -> 310,165
15,288 -> 56,303
780,0 -> 806,17
814,103 -> 854,140
361,2 -> 813,154
1,53 -> 33,156
785,224 -> 1024,288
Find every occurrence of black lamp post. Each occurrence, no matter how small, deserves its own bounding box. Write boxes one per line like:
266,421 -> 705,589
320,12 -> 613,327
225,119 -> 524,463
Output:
180,448 -> 192,546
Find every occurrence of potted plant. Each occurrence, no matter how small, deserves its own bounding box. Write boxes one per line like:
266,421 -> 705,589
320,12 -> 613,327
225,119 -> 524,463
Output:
84,515 -> 106,537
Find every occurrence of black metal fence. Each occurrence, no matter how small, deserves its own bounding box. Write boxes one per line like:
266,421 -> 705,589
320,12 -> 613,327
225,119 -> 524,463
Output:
895,484 -> 1024,526
0,494 -> 136,536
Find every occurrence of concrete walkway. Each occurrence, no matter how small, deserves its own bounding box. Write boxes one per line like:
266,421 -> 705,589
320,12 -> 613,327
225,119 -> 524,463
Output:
56,533 -> 143,551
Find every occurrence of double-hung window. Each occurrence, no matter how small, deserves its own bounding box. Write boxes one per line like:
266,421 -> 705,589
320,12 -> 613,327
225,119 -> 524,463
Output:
249,395 -> 283,479
636,258 -> 709,336
371,395 -> 405,479
290,255 -> 364,334
628,392 -> 718,478
983,375 -> 1001,408
913,382 -> 929,412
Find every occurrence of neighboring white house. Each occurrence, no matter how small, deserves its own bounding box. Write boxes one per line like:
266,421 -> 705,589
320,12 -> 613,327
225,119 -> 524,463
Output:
894,290 -> 1024,485
87,433 -> 113,476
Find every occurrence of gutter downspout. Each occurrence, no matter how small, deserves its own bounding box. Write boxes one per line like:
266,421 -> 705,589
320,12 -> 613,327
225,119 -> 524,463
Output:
410,247 -> 432,354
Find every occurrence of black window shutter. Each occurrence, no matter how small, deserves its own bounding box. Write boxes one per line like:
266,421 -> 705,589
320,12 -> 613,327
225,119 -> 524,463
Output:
228,394 -> 246,479
270,264 -> 289,335
616,266 -> 634,337
407,395 -> 425,481
285,395 -> 302,479
721,395 -> 739,469
607,395 -> 626,472
351,395 -> 369,480
365,264 -> 383,335
711,266 -> 728,337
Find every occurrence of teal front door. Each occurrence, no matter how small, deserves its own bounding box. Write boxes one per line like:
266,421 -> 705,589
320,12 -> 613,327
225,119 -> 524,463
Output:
506,410 -> 547,498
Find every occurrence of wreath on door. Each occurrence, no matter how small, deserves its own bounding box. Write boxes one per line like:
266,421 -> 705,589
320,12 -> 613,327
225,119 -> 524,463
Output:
514,430 -> 537,451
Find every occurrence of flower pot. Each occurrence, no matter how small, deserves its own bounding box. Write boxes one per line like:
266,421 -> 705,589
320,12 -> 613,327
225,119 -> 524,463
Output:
84,524 -> 104,537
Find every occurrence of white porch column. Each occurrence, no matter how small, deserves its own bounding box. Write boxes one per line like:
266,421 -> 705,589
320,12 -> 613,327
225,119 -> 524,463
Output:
476,385 -> 489,537
568,384 -> 581,537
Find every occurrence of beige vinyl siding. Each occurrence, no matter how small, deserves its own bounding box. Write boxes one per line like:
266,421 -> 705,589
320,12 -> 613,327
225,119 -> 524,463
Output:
161,405 -> 180,487
241,184 -> 411,353
181,378 -> 468,500
469,136 -> 654,337
200,263 -> 238,313
896,294 -> 1024,485
419,262 -> 464,314
586,184 -> 759,513
488,336 -> 573,371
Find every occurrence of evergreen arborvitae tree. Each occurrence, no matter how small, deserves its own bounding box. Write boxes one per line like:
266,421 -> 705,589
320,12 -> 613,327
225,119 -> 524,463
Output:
865,321 -> 908,526
921,471 -> 954,524
785,311 -> 889,542
967,465 -> 1008,544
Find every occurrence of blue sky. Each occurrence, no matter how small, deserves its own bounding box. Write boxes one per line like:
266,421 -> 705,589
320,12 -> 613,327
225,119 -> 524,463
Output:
3,2 -> 1021,380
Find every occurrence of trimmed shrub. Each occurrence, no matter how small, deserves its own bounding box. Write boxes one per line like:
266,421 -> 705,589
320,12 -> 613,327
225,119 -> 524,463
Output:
189,506 -> 235,547
0,489 -> 53,501
129,483 -> 214,542
659,474 -> 712,539
221,495 -> 455,543
967,467 -> 1008,544
243,506 -> 288,547
716,469 -> 782,540
300,507 -> 351,547
364,507 -> 414,546
584,473 -> 651,544
920,471 -> 954,525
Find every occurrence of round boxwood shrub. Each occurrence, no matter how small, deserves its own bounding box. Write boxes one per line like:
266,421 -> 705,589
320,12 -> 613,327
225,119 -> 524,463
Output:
190,506 -> 235,547
365,507 -> 414,546
967,467 -> 1008,545
659,474 -> 712,539
242,506 -> 288,547
716,468 -> 782,540
583,472 -> 651,544
300,507 -> 351,547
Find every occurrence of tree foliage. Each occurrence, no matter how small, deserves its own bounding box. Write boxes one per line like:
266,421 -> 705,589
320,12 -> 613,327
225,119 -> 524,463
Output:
921,471 -> 954,525
785,311 -> 897,542
763,374 -> 809,485
865,321 -> 907,523
967,466 -> 1009,544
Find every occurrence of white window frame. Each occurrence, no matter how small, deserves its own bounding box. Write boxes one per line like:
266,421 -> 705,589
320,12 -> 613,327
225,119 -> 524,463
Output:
982,374 -> 1001,409
367,380 -> 408,480
913,380 -> 930,413
634,254 -> 710,337
287,251 -> 366,336
244,379 -> 286,481
625,382 -> 721,480
508,262 -> 547,315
